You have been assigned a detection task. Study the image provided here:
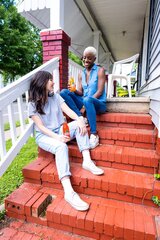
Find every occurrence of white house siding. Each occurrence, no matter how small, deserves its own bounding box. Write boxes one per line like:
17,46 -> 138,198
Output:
139,0 -> 160,137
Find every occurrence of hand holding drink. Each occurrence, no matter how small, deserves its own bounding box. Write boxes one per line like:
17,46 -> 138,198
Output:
63,117 -> 70,138
60,116 -> 70,143
68,77 -> 76,92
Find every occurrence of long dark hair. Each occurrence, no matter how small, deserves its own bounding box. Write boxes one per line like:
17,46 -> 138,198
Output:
29,70 -> 53,114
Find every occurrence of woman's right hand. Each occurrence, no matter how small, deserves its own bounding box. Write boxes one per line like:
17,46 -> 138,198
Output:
68,83 -> 76,92
77,116 -> 87,135
57,134 -> 70,143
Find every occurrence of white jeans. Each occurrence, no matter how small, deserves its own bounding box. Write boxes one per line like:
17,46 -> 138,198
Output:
35,121 -> 90,180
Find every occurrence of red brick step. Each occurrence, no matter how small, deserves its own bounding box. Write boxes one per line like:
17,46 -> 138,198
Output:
5,183 -> 159,240
38,144 -> 159,174
97,126 -> 157,149
97,112 -> 154,130
22,159 -> 160,206
67,144 -> 159,174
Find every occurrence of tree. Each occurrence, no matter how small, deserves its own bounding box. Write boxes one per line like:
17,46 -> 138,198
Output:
0,0 -> 15,9
68,51 -> 83,66
0,1 -> 42,83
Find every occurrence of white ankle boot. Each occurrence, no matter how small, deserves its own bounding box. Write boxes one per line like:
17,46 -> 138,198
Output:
89,134 -> 99,149
65,191 -> 89,211
82,160 -> 104,175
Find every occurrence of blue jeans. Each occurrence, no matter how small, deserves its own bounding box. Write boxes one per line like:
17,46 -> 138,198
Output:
35,121 -> 90,180
60,89 -> 107,134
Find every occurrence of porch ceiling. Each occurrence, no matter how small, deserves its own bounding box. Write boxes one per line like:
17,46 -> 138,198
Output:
17,0 -> 148,62
77,0 -> 148,60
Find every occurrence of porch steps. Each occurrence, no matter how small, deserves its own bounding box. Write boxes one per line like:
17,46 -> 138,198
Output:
5,183 -> 160,240
107,97 -> 150,113
23,160 -> 160,207
5,112 -> 160,239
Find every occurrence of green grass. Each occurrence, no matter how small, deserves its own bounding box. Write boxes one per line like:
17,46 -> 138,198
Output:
0,209 -> 5,221
4,119 -> 29,131
0,137 -> 37,205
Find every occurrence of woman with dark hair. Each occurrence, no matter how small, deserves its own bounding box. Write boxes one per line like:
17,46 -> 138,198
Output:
28,70 -> 104,211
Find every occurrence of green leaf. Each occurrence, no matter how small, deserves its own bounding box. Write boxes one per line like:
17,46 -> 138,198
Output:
152,196 -> 160,206
154,174 -> 160,180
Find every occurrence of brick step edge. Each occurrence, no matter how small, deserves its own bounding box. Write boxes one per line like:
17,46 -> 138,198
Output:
22,159 -> 160,207
97,113 -> 153,126
97,121 -> 154,130
38,144 -> 159,174
5,183 -> 159,240
96,127 -> 157,150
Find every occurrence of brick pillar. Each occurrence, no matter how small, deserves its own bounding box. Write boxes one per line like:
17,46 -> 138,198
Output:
156,137 -> 160,155
40,29 -> 71,90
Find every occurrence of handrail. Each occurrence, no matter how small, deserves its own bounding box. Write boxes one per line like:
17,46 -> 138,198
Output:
0,57 -> 59,177
0,57 -> 59,110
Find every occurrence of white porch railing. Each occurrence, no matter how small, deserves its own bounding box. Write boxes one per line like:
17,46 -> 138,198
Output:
69,59 -> 83,86
0,57 -> 83,177
0,57 -> 60,177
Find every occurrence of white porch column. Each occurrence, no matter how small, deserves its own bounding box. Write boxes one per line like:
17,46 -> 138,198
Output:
106,52 -> 111,73
93,30 -> 101,63
50,0 -> 64,30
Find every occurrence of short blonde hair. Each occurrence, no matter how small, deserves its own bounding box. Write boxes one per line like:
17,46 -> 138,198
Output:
83,46 -> 97,57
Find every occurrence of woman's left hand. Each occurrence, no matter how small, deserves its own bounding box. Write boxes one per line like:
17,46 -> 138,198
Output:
77,116 -> 87,135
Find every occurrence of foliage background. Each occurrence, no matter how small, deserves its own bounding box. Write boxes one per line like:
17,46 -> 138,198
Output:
0,0 -> 42,84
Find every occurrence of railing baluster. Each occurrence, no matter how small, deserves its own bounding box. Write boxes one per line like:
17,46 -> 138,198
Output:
0,110 -> 6,159
25,90 -> 29,104
17,96 -> 25,133
53,67 -> 60,93
53,62 -> 60,93
68,59 -> 83,86
8,103 -> 17,144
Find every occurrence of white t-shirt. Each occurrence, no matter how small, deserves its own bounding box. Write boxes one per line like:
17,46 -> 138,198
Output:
28,93 -> 65,132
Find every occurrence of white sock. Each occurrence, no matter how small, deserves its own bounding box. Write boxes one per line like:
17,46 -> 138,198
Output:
82,150 -> 92,164
61,177 -> 74,197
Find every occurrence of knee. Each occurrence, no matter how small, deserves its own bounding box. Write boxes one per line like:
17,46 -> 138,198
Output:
83,96 -> 93,106
56,142 -> 68,153
60,89 -> 69,97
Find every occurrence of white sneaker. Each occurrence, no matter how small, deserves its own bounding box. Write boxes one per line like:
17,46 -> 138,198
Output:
89,134 -> 99,149
65,191 -> 89,211
82,160 -> 104,175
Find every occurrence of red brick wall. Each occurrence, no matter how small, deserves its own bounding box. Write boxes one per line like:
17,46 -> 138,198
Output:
156,137 -> 160,155
40,29 -> 71,90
